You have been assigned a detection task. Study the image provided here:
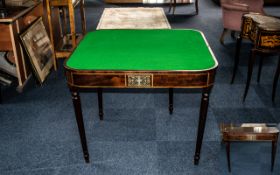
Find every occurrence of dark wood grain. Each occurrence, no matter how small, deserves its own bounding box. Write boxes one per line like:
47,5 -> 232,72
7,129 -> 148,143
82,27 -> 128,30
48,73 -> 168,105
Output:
66,70 -> 216,89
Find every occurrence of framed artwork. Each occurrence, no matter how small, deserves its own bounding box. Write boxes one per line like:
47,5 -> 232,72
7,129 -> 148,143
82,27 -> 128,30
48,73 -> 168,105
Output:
20,17 -> 54,84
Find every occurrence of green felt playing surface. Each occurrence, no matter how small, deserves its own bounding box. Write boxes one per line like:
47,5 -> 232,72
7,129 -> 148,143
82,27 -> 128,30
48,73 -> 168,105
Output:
66,29 -> 217,71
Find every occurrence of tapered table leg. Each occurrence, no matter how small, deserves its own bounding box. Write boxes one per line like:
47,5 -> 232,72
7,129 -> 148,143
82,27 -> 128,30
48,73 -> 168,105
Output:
169,88 -> 173,114
97,88 -> 103,120
226,141 -> 231,172
272,56 -> 280,102
243,49 -> 257,101
71,90 -> 89,163
194,88 -> 211,165
231,35 -> 242,84
271,139 -> 278,172
257,56 -> 263,83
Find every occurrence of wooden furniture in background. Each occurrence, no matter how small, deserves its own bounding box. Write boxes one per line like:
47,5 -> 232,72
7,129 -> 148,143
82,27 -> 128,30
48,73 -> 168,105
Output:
46,0 -> 86,69
232,13 -> 280,101
0,2 -> 43,91
0,1 -> 60,91
221,123 -> 279,172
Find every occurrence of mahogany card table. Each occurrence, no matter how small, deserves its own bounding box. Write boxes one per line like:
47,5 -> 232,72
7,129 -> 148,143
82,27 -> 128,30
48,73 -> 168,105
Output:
64,29 -> 218,164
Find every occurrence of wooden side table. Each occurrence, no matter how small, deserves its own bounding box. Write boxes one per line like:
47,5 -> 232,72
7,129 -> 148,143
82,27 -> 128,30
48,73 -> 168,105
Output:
232,13 -> 280,101
221,123 -> 279,172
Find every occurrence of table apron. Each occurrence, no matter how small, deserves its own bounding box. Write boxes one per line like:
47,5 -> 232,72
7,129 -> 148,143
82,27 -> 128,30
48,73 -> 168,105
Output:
66,71 -> 215,88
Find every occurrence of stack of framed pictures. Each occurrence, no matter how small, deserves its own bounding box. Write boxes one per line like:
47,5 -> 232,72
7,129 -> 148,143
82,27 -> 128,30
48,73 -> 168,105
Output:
20,17 -> 54,84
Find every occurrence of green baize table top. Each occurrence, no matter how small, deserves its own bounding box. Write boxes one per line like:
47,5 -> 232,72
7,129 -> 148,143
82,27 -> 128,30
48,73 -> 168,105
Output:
66,29 -> 217,71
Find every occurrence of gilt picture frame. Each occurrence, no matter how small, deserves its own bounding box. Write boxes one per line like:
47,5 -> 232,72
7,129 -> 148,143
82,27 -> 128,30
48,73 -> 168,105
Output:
20,17 -> 54,84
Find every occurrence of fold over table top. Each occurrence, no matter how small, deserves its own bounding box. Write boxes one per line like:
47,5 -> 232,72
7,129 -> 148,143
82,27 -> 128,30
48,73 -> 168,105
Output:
66,29 -> 218,72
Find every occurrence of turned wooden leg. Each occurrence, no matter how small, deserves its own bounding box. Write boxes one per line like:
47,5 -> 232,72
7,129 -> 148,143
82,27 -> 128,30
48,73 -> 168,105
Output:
231,35 -> 242,84
226,141 -> 231,172
272,56 -> 280,102
257,56 -> 263,83
169,88 -> 173,114
194,88 -> 211,165
243,49 -> 256,101
97,88 -> 103,120
220,29 -> 228,45
71,90 -> 89,163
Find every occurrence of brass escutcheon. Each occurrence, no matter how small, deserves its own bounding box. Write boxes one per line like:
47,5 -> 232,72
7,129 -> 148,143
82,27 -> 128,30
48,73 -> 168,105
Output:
126,74 -> 152,87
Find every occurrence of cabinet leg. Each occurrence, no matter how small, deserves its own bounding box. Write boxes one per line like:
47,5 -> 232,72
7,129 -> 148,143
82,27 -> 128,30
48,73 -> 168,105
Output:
257,56 -> 263,83
243,49 -> 256,101
272,56 -> 280,102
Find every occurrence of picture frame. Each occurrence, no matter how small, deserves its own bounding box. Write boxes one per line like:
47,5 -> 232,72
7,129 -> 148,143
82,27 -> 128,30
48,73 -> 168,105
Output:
20,17 -> 54,84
